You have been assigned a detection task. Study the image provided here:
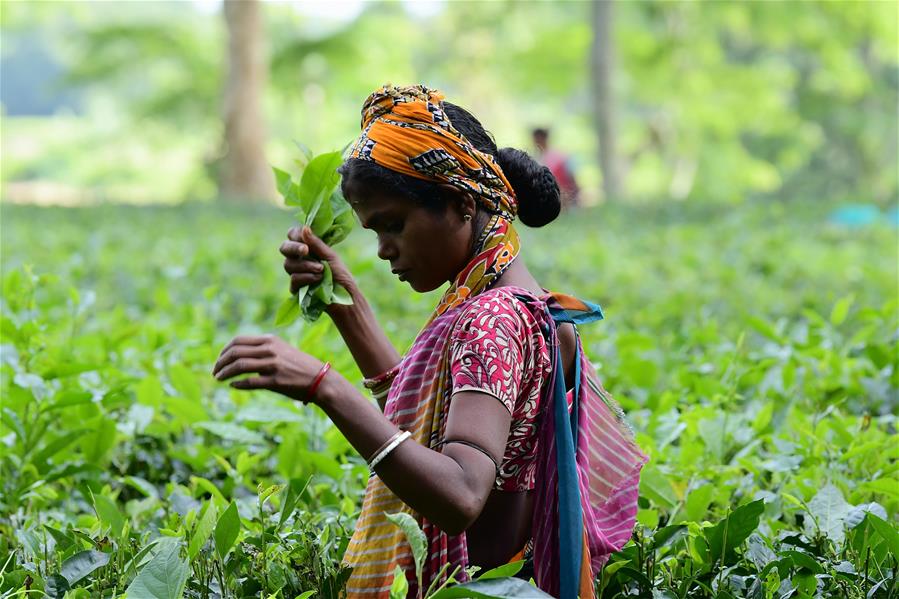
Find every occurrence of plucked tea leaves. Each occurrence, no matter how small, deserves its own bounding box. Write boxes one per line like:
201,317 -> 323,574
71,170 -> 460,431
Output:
272,147 -> 355,325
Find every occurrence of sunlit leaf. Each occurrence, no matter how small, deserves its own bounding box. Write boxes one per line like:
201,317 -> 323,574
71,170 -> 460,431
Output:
275,294 -> 301,326
386,512 -> 426,589
214,502 -> 240,559
829,294 -> 854,326
389,565 -> 409,599
125,538 -> 188,599
59,550 -> 110,585
705,500 -> 764,564
429,577 -> 554,598
805,484 -> 851,545
194,421 -> 265,445
188,501 -> 217,559
91,492 -> 125,539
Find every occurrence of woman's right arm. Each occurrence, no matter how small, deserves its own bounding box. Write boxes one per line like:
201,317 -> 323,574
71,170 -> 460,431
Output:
281,227 -> 401,404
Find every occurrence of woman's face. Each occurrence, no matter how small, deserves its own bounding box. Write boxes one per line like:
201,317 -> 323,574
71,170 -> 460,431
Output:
350,190 -> 474,293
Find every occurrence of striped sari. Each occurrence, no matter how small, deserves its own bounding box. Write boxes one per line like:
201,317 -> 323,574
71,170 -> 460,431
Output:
342,288 -> 646,597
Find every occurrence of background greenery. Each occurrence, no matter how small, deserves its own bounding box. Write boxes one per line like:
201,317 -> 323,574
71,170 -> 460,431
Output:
2,1 -> 897,204
1,1 -> 897,598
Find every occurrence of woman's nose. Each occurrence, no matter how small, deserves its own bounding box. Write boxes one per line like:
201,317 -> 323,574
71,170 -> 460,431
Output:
377,236 -> 397,261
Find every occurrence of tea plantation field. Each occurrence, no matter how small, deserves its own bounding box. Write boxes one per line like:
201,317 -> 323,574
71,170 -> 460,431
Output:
1,200 -> 896,598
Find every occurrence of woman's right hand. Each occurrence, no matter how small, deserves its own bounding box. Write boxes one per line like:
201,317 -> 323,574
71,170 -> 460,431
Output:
283,227 -> 401,389
280,226 -> 358,303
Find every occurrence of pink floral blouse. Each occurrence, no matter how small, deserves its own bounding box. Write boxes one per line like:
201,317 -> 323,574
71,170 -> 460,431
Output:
449,286 -> 555,491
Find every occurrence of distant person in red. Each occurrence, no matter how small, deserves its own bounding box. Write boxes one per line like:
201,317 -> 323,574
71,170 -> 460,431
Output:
532,128 -> 580,208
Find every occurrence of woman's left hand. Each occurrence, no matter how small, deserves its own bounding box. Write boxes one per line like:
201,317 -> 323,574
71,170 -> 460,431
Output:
212,334 -> 327,404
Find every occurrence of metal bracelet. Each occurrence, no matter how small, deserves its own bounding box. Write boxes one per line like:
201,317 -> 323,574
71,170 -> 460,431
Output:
368,430 -> 411,472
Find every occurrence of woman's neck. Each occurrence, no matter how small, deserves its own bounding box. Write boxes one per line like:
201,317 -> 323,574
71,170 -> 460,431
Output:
492,253 -> 543,295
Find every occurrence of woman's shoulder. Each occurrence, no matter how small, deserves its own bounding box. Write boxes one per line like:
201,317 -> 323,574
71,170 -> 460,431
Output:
454,285 -> 552,333
483,284 -> 553,311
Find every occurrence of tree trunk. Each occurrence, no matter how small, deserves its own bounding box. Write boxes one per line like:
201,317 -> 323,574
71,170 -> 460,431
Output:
220,0 -> 274,202
591,0 -> 623,200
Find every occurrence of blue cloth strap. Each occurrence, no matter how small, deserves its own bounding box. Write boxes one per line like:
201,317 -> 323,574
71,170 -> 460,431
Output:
552,341 -> 581,599
548,298 -> 604,326
549,298 -> 602,598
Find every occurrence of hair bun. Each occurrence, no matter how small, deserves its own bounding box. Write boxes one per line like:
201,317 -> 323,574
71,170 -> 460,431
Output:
496,147 -> 561,227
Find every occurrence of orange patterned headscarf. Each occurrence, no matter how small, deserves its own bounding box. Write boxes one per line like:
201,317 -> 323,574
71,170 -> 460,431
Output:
348,84 -> 518,221
348,84 -> 521,319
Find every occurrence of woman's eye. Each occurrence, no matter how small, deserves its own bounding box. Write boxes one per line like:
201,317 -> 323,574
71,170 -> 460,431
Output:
385,221 -> 404,234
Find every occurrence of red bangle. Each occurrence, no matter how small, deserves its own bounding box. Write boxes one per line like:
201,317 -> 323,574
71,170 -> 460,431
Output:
307,362 -> 332,402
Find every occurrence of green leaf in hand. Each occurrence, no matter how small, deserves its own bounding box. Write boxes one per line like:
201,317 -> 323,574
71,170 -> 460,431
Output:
322,199 -> 355,246
308,188 -> 334,233
272,145 -> 354,325
313,261 -> 334,304
293,139 -> 313,170
273,167 -> 292,197
332,284 -> 354,306
299,151 -> 343,216
275,295 -> 301,327
300,284 -> 326,322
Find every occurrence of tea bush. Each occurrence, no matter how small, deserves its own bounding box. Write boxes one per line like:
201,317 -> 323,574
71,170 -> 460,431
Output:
1,200 -> 896,598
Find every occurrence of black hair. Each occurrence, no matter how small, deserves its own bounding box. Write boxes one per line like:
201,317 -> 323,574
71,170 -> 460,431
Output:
338,102 -> 561,228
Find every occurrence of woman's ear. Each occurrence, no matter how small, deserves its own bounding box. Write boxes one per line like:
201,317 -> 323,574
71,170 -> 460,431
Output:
437,184 -> 477,221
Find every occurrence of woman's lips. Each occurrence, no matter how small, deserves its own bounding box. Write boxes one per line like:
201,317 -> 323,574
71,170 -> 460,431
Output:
392,268 -> 410,281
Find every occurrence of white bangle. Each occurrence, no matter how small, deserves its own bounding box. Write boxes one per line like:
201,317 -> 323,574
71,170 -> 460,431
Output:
368,431 -> 411,472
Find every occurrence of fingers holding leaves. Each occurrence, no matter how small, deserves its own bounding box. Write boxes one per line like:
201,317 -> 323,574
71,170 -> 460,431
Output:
281,235 -> 330,295
279,240 -> 309,260
287,226 -> 303,242
290,272 -> 323,295
273,149 -> 356,324
301,226 -> 336,260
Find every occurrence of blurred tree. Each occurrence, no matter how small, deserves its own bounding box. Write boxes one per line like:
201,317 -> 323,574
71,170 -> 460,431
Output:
4,1 -> 895,205
591,0 -> 621,200
615,1 -> 897,203
220,0 -> 274,202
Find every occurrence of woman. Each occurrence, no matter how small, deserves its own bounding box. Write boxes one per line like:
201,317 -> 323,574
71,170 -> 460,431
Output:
212,85 -> 645,598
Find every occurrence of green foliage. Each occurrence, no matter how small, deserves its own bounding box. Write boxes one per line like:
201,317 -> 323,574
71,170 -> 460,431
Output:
3,2 -> 896,204
58,550 -> 111,589
125,538 -> 189,599
385,515 -> 541,598
273,148 -> 355,325
188,502 -> 217,560
390,565 -> 409,599
214,502 -> 240,559
386,512 -> 427,592
704,500 -> 764,564
0,199 -> 896,597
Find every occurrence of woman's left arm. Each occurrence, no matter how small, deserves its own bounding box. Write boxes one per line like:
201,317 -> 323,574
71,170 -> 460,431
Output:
213,335 -> 510,535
